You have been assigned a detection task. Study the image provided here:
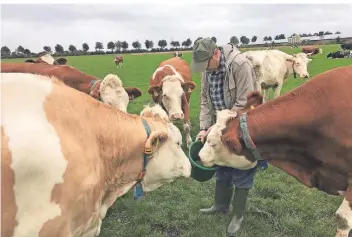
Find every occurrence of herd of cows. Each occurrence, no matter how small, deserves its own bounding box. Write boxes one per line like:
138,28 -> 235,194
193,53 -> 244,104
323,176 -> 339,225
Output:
1,42 -> 352,237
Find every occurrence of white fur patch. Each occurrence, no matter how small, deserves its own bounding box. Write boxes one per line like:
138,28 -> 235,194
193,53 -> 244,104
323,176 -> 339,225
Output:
152,65 -> 184,83
100,74 -> 129,112
216,110 -> 238,127
140,103 -> 170,122
40,53 -> 55,65
1,73 -> 68,236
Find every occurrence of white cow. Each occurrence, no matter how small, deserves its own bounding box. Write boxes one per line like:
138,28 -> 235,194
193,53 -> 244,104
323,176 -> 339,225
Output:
243,49 -> 312,102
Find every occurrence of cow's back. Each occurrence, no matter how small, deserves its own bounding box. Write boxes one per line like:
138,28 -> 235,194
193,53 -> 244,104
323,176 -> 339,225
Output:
158,57 -> 191,82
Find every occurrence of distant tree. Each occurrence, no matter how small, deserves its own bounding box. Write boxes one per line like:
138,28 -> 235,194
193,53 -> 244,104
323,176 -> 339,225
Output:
145,40 -> 154,50
336,36 -> 341,43
158,39 -> 167,49
16,45 -> 25,54
211,36 -> 217,43
115,41 -> 122,52
132,40 -> 141,49
82,43 -> 89,52
240,36 -> 250,45
267,36 -> 272,41
95,42 -> 103,51
68,45 -> 77,53
185,38 -> 192,47
324,31 -> 333,35
335,31 -> 341,34
107,41 -> 115,52
173,41 -> 180,48
251,36 -> 257,43
54,44 -> 64,54
121,41 -> 129,50
263,36 -> 268,42
24,49 -> 31,55
318,31 -> 324,36
43,46 -> 51,53
229,36 -> 239,45
1,46 -> 11,55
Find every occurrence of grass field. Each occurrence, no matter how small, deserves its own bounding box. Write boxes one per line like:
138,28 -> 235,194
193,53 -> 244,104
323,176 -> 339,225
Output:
3,44 -> 352,237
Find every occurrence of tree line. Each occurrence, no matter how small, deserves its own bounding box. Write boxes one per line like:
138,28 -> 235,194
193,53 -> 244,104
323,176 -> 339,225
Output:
1,31 -> 343,58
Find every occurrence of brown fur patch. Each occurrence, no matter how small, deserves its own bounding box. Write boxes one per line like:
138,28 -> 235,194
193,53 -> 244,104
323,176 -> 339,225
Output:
1,127 -> 18,237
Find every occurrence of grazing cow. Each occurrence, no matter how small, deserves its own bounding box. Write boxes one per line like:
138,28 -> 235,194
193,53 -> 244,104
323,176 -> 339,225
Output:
327,51 -> 352,59
24,51 -> 67,65
198,65 -> 352,237
243,49 -> 312,102
1,63 -> 142,112
341,43 -> 352,50
114,56 -> 124,67
173,52 -> 183,58
301,46 -> 323,56
1,72 -> 191,237
147,57 -> 196,147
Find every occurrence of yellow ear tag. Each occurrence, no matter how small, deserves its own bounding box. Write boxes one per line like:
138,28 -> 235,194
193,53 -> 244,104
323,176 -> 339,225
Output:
250,105 -> 255,110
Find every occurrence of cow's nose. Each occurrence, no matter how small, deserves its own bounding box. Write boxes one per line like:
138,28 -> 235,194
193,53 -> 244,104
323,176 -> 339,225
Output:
171,113 -> 184,120
304,75 -> 309,78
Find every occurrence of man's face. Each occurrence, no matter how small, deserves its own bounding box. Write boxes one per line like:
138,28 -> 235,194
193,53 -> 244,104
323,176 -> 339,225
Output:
206,49 -> 221,72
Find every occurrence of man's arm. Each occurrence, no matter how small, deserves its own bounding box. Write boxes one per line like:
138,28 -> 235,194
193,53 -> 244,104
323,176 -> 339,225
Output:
199,72 -> 212,130
231,62 -> 255,111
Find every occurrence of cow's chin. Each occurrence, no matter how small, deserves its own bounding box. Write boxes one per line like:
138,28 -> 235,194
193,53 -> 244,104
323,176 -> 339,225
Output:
141,179 -> 174,192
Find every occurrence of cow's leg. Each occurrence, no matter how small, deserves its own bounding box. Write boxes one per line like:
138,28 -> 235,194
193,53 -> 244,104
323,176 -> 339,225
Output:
273,84 -> 282,100
335,198 -> 352,237
262,89 -> 269,103
184,122 -> 192,148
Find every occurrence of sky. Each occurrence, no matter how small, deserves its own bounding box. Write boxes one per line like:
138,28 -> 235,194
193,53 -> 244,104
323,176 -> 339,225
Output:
1,3 -> 352,53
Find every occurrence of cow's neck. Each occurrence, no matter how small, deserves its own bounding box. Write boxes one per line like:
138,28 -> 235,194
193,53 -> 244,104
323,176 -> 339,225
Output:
94,106 -> 158,193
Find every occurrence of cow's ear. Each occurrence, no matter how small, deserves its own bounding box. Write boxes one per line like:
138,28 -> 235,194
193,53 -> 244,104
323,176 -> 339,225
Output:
124,87 -> 142,100
182,81 -> 196,93
244,91 -> 263,109
55,58 -> 67,65
144,131 -> 168,154
148,85 -> 162,96
25,59 -> 36,63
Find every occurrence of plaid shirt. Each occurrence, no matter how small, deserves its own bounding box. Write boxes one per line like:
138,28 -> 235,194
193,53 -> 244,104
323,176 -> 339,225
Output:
206,50 -> 227,111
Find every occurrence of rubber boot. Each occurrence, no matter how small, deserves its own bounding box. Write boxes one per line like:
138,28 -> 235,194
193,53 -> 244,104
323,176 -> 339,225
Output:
199,181 -> 233,214
227,187 -> 249,237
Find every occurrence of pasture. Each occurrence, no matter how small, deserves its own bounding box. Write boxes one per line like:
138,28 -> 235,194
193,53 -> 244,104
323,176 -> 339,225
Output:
3,44 -> 352,237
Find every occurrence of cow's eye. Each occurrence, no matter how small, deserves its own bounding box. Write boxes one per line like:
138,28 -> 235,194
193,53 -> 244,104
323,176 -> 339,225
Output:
176,141 -> 181,146
296,63 -> 300,66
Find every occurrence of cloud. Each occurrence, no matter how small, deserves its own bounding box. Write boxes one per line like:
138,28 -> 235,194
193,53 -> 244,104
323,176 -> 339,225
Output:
1,3 -> 351,52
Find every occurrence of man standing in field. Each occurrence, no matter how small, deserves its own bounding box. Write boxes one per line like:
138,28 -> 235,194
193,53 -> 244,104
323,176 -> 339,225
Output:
191,37 -> 267,236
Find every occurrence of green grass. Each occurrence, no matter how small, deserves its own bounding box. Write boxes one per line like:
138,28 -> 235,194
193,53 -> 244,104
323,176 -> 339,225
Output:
3,44 -> 352,237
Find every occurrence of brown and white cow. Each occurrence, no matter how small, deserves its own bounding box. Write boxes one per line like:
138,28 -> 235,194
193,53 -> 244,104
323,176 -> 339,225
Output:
114,56 -> 123,67
301,46 -> 323,56
173,52 -> 183,58
147,57 -> 197,147
198,65 -> 352,237
1,72 -> 191,237
25,51 -> 67,65
1,62 -> 142,112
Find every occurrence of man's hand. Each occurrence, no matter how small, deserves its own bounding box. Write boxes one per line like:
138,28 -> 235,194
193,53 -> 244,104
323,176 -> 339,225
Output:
196,126 -> 214,143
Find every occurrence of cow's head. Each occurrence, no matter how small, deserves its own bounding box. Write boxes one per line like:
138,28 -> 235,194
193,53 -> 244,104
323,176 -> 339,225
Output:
139,104 -> 191,191
148,75 -> 196,121
25,52 -> 67,65
199,91 -> 263,169
100,74 -> 142,112
327,53 -> 333,59
287,53 -> 311,78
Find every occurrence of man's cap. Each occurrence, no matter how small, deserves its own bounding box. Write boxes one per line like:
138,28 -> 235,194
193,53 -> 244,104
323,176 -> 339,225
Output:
191,38 -> 217,73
